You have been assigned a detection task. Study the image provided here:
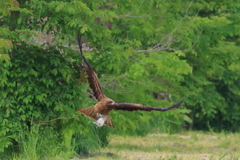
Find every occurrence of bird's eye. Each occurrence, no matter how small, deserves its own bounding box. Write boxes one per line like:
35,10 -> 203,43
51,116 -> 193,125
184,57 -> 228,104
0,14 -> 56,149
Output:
108,101 -> 114,104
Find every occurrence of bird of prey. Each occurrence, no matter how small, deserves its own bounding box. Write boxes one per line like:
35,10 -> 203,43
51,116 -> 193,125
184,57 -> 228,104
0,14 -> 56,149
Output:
76,32 -> 184,128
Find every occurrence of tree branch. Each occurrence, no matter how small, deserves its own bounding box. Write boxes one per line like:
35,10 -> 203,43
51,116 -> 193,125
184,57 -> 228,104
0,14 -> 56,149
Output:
137,0 -> 200,53
34,115 -> 79,126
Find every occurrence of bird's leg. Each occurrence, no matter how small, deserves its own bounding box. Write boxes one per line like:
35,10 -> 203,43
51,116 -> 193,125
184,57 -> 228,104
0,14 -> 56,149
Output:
93,113 -> 107,127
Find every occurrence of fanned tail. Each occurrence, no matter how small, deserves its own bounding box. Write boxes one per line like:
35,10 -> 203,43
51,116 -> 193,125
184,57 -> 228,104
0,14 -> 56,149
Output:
104,115 -> 114,128
77,106 -> 114,128
77,106 -> 98,120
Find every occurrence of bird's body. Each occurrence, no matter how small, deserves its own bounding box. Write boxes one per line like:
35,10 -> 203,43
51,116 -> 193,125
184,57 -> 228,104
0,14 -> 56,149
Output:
76,31 -> 184,128
77,97 -> 115,127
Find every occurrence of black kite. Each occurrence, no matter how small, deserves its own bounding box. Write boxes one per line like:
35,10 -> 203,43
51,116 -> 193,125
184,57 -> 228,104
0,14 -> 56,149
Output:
76,32 -> 184,128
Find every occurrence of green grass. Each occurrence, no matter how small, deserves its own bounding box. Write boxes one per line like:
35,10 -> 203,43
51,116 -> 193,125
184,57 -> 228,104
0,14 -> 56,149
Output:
1,125 -> 77,160
2,129 -> 240,160
77,131 -> 240,160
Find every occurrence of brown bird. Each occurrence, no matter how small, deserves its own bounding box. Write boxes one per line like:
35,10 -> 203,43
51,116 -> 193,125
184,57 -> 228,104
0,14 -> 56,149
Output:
76,32 -> 184,128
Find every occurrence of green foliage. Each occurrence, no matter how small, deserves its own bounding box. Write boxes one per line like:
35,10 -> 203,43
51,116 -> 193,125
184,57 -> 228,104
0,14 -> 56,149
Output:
2,124 -> 78,160
0,44 -> 106,153
0,39 -> 11,61
182,0 -> 240,131
1,0 -> 240,158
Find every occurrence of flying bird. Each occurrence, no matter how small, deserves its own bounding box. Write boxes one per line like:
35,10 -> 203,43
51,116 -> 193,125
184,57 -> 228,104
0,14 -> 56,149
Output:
76,32 -> 184,128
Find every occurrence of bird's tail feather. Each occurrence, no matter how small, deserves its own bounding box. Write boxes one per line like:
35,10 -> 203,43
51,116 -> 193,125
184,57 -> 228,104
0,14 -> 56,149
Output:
77,106 -> 114,128
77,106 -> 98,120
104,115 -> 114,128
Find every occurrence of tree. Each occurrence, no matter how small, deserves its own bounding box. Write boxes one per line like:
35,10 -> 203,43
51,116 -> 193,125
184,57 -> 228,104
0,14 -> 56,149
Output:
1,0 -> 193,153
183,0 -> 240,131
1,0 -> 240,156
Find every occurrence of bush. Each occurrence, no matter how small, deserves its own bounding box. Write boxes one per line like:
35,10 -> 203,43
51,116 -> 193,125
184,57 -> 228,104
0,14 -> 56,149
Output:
0,43 -> 108,154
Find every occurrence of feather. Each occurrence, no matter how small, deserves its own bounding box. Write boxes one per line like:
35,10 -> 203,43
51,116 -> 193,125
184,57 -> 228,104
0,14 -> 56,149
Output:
76,31 -> 184,128
77,31 -> 105,102
113,99 -> 184,112
77,106 -> 98,120
104,115 -> 114,128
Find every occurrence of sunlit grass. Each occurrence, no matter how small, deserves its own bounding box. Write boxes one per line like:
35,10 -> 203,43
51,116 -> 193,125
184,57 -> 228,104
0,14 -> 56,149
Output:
78,131 -> 240,160
2,130 -> 240,160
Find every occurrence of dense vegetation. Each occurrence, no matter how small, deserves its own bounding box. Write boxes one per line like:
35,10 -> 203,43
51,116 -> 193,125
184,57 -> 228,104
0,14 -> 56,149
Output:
1,0 -> 240,158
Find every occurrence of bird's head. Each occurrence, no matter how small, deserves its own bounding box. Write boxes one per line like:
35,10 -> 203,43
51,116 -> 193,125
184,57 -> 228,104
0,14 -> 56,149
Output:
105,98 -> 115,105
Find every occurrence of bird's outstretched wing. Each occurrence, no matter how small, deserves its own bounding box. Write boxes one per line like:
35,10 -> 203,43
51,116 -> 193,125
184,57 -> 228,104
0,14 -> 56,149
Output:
77,31 -> 105,101
112,99 -> 184,112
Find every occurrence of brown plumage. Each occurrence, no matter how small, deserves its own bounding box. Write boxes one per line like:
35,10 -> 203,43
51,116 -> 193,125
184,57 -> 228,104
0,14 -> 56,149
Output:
76,32 -> 184,128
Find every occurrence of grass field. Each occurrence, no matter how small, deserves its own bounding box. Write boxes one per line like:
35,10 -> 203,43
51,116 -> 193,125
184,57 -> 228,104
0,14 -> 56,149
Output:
78,131 -> 240,160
